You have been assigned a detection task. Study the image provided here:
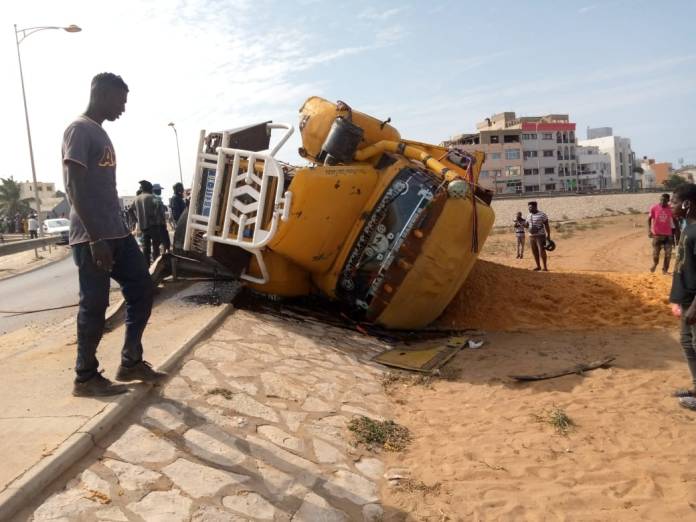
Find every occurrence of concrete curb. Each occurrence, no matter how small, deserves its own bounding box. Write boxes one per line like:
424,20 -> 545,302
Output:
0,302 -> 233,521
0,248 -> 71,283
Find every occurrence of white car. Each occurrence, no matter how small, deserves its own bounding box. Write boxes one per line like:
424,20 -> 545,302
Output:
43,218 -> 70,244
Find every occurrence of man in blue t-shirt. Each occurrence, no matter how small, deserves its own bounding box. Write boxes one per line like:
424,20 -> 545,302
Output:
62,73 -> 166,397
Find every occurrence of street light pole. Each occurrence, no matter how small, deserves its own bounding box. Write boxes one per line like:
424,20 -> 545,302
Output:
14,24 -> 81,236
168,122 -> 184,186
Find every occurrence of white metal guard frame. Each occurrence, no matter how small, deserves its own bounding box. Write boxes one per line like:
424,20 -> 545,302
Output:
183,122 -> 294,284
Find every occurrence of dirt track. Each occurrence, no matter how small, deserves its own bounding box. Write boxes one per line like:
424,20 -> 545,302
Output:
382,214 -> 696,521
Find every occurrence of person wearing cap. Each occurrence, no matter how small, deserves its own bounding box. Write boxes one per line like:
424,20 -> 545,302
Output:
152,183 -> 170,253
133,180 -> 162,264
525,201 -> 551,271
62,73 -> 165,397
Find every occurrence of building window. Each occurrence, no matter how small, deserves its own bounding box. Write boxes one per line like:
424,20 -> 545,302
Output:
556,132 -> 562,143
505,149 -> 521,160
503,134 -> 520,143
545,183 -> 556,191
564,146 -> 569,160
506,166 -> 521,177
543,150 -> 554,157
480,170 -> 489,178
490,135 -> 500,144
542,133 -> 553,140
490,152 -> 501,160
491,170 -> 501,179
525,185 -> 540,192
523,150 -> 538,159
544,167 -> 555,175
569,131 -> 575,142
522,133 -> 538,140
524,168 -> 539,176
557,149 -> 563,160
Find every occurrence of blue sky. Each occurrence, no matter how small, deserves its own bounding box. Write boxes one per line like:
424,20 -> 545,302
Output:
1,0 -> 694,198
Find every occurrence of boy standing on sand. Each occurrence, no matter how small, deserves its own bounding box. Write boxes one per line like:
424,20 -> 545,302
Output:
669,183 -> 696,410
648,193 -> 676,274
513,211 -> 526,259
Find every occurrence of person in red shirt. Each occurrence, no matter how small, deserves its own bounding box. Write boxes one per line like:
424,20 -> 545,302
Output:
648,193 -> 677,274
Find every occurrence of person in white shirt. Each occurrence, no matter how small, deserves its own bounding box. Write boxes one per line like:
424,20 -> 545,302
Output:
27,215 -> 39,239
525,201 -> 551,271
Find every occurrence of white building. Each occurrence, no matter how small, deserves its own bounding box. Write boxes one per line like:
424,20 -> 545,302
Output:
639,159 -> 658,189
576,146 -> 611,190
17,181 -> 65,218
578,128 -> 635,190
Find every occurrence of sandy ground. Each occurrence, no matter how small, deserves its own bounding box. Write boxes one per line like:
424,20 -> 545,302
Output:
382,214 -> 696,521
0,244 -> 70,281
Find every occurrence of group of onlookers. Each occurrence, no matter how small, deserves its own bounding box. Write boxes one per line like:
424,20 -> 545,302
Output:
124,181 -> 187,264
512,201 -> 552,271
0,212 -> 41,239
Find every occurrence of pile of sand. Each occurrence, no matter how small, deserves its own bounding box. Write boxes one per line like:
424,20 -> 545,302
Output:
437,260 -> 673,331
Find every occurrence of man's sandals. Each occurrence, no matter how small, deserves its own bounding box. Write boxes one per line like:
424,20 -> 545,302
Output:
673,389 -> 696,411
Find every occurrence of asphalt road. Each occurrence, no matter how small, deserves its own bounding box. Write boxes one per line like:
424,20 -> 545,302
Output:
0,256 -> 80,335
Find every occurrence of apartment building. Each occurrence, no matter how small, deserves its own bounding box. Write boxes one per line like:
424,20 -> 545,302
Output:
18,181 -> 57,201
444,112 -> 580,194
576,145 -> 612,190
578,128 -> 636,190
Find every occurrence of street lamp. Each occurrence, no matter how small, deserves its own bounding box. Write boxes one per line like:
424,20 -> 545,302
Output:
14,23 -> 81,236
168,122 -> 184,186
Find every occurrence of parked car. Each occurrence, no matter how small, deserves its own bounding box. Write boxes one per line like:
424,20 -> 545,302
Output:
43,218 -> 70,244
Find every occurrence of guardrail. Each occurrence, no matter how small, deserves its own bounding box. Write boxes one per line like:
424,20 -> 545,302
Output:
0,236 -> 62,257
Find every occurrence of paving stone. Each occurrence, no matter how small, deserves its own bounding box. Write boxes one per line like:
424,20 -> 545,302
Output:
226,378 -> 259,396
95,506 -> 128,521
247,434 -> 320,487
195,343 -> 239,363
141,402 -> 187,432
218,361 -> 264,378
212,329 -> 245,342
102,459 -> 162,491
283,359 -> 312,369
239,342 -> 282,359
181,360 -> 216,383
261,372 -> 308,402
301,396 -> 336,413
222,491 -> 275,520
255,461 -> 296,499
191,505 -> 251,522
219,392 -> 281,422
324,469 -> 379,505
281,410 -> 308,432
183,424 -> 247,467
161,376 -> 194,402
312,382 -> 340,402
106,424 -> 176,464
267,400 -> 288,410
80,469 -> 110,497
127,489 -> 192,522
285,372 -> 320,385
32,487 -> 99,520
312,438 -> 345,464
277,344 -> 302,357
355,457 -> 385,480
258,425 -> 305,453
162,458 -> 249,498
362,503 -> 384,522
291,491 -> 349,522
341,405 -> 385,422
340,389 -> 368,404
306,417 -> 350,450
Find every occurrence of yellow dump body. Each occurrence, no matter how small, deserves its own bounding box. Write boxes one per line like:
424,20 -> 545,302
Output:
189,97 -> 495,329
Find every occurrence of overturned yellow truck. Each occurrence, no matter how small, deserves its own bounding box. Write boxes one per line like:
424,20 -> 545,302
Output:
175,97 -> 495,329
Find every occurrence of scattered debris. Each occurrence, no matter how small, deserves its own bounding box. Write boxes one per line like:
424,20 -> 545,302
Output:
533,406 -> 575,436
391,478 -> 441,495
207,387 -> 234,400
348,416 -> 411,451
83,490 -> 111,504
510,356 -> 615,382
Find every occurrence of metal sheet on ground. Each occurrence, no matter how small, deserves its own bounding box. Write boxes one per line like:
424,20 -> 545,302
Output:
373,337 -> 467,372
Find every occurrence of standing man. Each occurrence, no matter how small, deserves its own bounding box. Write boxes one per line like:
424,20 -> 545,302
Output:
668,184 -> 696,410
525,201 -> 551,271
649,193 -> 676,274
133,180 -> 162,264
27,214 -> 39,239
169,182 -> 187,226
152,183 -> 170,253
63,73 -> 165,397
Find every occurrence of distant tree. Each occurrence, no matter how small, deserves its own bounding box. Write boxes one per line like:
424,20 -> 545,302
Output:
0,177 -> 31,217
663,174 -> 689,190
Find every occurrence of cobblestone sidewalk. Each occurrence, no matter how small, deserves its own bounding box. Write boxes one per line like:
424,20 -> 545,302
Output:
25,309 -> 393,521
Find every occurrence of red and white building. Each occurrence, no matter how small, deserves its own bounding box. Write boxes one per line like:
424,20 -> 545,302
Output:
444,112 -> 608,194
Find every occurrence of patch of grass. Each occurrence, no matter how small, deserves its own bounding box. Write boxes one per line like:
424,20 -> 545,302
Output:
348,416 -> 412,451
392,478 -> 441,495
207,387 -> 234,400
533,406 -> 575,436
381,371 -> 434,393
